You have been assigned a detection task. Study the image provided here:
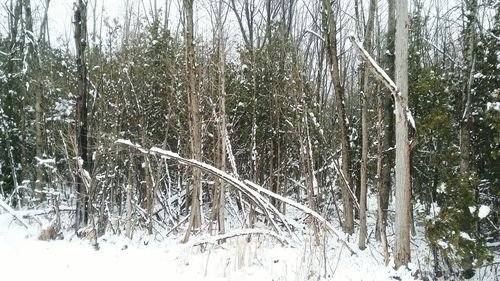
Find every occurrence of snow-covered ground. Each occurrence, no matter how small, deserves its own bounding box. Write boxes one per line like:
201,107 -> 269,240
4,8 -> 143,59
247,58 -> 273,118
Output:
2,199 -> 498,281
0,211 -> 421,281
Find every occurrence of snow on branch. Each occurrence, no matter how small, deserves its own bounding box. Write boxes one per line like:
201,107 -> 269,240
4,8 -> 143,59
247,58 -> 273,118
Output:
244,180 -> 356,255
304,29 -> 325,42
348,35 -> 417,133
189,228 -> 294,247
0,199 -> 30,229
115,139 -> 356,254
116,139 -> 291,238
348,35 -> 398,95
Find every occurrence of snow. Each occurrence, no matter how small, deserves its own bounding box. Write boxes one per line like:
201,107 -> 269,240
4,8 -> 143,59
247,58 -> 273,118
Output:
460,232 -> 475,241
437,239 -> 449,249
2,194 -> 498,281
478,205 -> 490,219
487,101 -> 500,111
426,202 -> 441,220
0,141 -> 495,281
305,29 -> 325,42
406,109 -> 416,130
473,72 -> 485,79
437,183 -> 446,194
0,210 -> 419,281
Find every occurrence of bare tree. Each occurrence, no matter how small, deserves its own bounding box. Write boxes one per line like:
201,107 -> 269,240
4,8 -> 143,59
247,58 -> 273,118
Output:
183,0 -> 203,243
322,0 -> 354,234
229,0 -> 259,226
22,0 -> 46,201
376,0 -> 395,246
349,4 -> 415,264
74,0 -> 89,235
359,0 -> 377,250
459,0 -> 478,177
394,0 -> 411,268
208,0 -> 229,236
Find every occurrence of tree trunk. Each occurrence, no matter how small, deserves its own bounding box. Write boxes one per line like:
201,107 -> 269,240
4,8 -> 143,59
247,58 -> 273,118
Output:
359,0 -> 377,251
300,107 -> 319,244
323,0 -> 354,235
376,0 -> 396,243
23,0 -> 46,202
209,2 -> 227,236
217,32 -> 226,236
74,0 -> 89,235
141,121 -> 154,235
394,0 -> 411,268
125,167 -> 133,238
460,0 -> 477,176
376,94 -> 390,263
183,0 -> 203,243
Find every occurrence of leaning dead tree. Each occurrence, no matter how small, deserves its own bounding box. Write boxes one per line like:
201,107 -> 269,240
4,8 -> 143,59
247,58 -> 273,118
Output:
115,139 -> 357,255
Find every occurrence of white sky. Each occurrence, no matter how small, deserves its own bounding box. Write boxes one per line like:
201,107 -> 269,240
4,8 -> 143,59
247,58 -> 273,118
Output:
1,0 -> 492,54
39,0 -> 228,50
47,0 -> 136,46
1,0 -> 174,47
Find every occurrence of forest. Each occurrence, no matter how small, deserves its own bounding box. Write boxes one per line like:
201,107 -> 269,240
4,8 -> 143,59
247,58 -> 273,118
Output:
0,0 -> 498,280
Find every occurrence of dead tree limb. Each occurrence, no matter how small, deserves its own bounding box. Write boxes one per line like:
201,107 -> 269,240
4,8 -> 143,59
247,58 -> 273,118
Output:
244,180 -> 356,255
0,199 -> 30,229
348,35 -> 417,136
114,139 -> 356,255
115,140 -> 291,238
190,228 -> 293,247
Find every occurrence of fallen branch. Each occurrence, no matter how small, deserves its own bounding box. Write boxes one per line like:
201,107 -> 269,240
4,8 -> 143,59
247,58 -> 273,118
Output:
115,140 -> 356,254
115,140 -> 292,238
165,215 -> 190,237
0,198 -> 30,229
190,228 -> 294,247
244,180 -> 356,255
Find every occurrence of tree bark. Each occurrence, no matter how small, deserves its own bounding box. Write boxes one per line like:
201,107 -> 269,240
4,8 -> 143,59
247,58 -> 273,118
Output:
74,0 -> 89,235
300,107 -> 319,244
376,0 -> 395,243
125,167 -> 133,238
23,0 -> 46,202
141,122 -> 154,235
460,0 -> 478,176
183,0 -> 203,243
209,0 -> 227,236
394,0 -> 411,268
376,94 -> 390,263
322,0 -> 354,235
359,0 -> 377,251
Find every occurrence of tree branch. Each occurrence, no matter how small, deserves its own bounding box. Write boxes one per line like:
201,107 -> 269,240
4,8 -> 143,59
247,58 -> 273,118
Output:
0,199 -> 30,229
348,35 -> 398,96
348,35 -> 417,134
